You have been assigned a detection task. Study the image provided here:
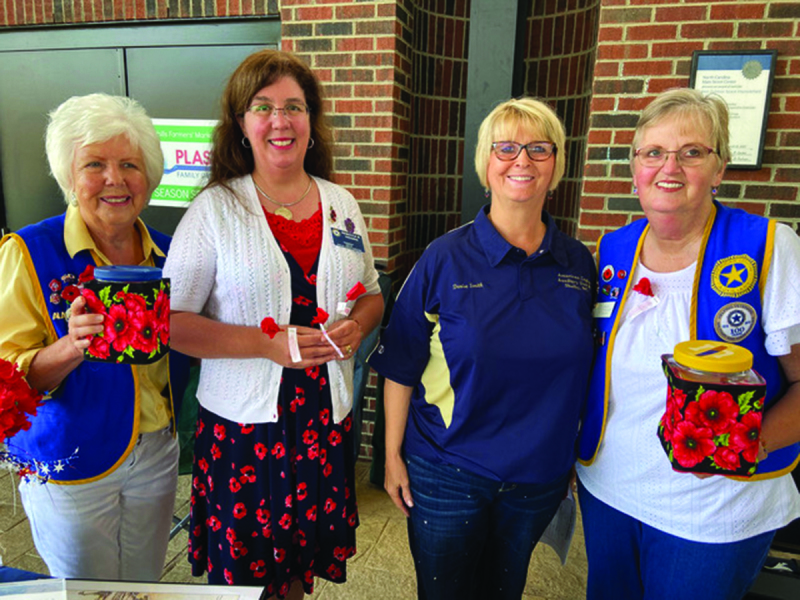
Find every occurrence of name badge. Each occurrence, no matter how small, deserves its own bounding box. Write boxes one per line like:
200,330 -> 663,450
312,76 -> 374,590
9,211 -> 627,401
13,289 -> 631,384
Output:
592,301 -> 615,319
332,228 -> 365,252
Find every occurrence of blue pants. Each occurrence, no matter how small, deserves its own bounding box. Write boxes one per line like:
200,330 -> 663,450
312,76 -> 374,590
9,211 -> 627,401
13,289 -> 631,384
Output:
406,453 -> 569,600
578,479 -> 774,600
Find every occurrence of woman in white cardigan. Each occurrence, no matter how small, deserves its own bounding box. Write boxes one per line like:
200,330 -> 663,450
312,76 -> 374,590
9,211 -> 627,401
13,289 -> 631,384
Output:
164,50 -> 382,600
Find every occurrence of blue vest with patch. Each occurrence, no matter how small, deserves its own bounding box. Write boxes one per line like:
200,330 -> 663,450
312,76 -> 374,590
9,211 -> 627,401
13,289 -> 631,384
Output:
5,213 -> 190,483
578,201 -> 799,480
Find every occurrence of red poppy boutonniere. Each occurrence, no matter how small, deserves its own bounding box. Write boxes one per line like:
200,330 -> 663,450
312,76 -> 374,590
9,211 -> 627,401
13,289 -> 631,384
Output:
310,308 -> 329,326
632,277 -> 654,297
260,317 -> 283,339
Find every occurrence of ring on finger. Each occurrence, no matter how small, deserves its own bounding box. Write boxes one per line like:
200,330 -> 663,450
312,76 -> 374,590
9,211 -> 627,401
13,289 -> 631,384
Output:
344,344 -> 353,355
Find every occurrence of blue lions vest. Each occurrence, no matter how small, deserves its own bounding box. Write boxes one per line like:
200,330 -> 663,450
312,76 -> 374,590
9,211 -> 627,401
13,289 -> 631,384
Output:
578,201 -> 800,480
4,213 -> 189,484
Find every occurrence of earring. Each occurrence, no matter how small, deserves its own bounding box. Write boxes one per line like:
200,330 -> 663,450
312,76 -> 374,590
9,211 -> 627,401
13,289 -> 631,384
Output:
308,138 -> 315,149
241,137 -> 251,149
68,190 -> 78,206
712,187 -> 718,195
546,190 -> 554,199
633,186 -> 638,194
484,188 -> 490,198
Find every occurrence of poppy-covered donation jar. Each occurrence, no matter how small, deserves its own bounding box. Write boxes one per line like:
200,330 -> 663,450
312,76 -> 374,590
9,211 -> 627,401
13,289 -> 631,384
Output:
658,340 -> 766,478
81,266 -> 170,365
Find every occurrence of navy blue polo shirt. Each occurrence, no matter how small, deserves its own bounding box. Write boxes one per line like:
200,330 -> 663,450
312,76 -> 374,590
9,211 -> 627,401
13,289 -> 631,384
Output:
370,205 -> 596,484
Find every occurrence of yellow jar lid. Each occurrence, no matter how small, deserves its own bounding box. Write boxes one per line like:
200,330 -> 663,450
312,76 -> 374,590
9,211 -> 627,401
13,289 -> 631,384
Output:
673,340 -> 753,373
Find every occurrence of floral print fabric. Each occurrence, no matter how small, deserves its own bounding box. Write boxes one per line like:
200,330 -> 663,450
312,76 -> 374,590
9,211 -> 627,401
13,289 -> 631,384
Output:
187,236 -> 358,597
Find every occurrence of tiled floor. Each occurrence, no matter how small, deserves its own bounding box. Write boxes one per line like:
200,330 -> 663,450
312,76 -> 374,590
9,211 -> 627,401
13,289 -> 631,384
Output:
0,462 -> 589,599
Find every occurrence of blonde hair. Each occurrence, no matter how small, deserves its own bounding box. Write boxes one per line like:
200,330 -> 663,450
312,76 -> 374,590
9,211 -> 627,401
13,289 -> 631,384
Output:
632,88 -> 730,168
474,97 -> 566,192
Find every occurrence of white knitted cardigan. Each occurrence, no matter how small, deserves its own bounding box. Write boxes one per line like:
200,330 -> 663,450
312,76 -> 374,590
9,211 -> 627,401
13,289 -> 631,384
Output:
164,175 -> 380,424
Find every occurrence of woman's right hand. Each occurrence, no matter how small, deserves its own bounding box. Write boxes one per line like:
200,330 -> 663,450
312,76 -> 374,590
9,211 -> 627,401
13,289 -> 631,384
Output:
385,453 -> 414,517
65,296 -> 104,358
265,325 -> 338,369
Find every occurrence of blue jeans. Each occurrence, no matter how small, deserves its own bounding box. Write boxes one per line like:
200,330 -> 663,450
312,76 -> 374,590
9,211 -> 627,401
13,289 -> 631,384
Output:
406,454 -> 569,600
578,479 -> 774,600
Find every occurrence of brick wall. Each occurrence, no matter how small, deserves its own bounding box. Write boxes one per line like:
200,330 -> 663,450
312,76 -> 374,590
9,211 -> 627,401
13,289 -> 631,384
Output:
579,0 -> 800,248
0,0 -> 278,23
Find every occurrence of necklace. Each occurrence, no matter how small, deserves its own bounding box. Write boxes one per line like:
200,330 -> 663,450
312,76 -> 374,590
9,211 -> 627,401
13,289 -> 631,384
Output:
252,175 -> 313,220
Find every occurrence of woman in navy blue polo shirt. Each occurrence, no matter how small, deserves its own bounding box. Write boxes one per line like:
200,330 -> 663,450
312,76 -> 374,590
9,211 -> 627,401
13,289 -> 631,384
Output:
370,97 -> 596,600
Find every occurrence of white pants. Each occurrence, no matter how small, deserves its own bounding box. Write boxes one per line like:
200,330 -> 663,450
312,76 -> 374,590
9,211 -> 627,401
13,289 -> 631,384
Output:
19,428 -> 179,581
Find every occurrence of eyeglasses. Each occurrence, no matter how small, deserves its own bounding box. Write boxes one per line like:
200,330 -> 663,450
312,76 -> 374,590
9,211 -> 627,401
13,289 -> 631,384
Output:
247,102 -> 309,119
634,144 -> 717,167
491,141 -> 556,162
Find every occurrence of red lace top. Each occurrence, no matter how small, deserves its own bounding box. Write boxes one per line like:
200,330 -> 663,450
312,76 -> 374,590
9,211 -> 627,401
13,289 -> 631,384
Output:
263,205 -> 323,275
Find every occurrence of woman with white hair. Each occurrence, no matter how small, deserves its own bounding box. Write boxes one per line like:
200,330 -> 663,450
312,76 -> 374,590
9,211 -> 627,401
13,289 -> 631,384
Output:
0,93 -> 189,581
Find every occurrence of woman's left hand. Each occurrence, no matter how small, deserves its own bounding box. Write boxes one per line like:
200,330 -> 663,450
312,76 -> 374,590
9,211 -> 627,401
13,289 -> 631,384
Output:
325,318 -> 363,361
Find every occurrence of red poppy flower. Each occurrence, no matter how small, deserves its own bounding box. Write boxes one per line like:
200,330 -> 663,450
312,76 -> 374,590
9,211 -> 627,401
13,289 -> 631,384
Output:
240,423 -> 254,434
306,505 -> 317,521
273,548 -> 286,564
206,516 -> 222,531
319,408 -> 330,425
279,583 -> 290,597
122,292 -> 147,317
346,281 -> 367,301
254,443 -> 267,460
686,390 -> 739,435
304,273 -> 317,286
713,446 -> 741,471
323,463 -> 333,477
305,366 -> 319,380
230,541 -> 248,559
153,289 -> 170,345
198,457 -> 209,474
260,317 -> 283,339
327,564 -> 342,579
130,309 -> 159,354
730,411 -> 762,463
319,448 -> 327,465
324,498 -> 337,514
303,430 -> 318,445
210,443 -> 222,460
307,443 -> 319,460
293,529 -> 307,547
279,513 -> 292,530
233,503 -> 247,519
207,557 -> 213,573
86,335 -> 111,360
214,424 -> 226,441
272,442 -> 286,459
297,482 -> 308,501
239,465 -> 256,483
48,278 -> 62,293
310,307 -> 329,326
226,527 -> 237,544
224,569 -> 234,584
78,264 -> 95,283
328,430 -> 342,446
671,420 -> 716,468
256,508 -> 270,524
333,546 -> 348,561
0,360 -> 43,441
304,570 -> 314,585
229,477 -> 242,493
261,523 -> 272,538
105,304 -> 134,352
293,296 -> 313,306
632,277 -> 654,297
251,559 -> 267,576
284,493 -> 293,508
348,513 -> 357,526
196,419 -> 205,436
343,416 -> 352,432
80,288 -> 107,315
60,285 -> 80,303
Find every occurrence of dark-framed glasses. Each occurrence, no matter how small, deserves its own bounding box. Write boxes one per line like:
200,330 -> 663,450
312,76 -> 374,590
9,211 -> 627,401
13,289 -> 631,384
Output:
491,141 -> 556,162
634,144 -> 716,167
247,102 -> 309,119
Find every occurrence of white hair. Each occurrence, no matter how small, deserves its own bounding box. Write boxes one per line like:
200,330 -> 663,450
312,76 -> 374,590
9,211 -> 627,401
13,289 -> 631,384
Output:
45,93 -> 164,204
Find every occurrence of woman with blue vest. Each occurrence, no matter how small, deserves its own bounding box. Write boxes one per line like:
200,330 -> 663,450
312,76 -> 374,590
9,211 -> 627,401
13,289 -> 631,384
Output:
576,88 -> 800,600
371,97 -> 596,600
0,94 -> 189,580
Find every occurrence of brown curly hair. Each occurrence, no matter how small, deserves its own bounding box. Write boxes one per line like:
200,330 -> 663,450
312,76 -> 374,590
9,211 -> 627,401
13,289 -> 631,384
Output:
206,49 -> 333,193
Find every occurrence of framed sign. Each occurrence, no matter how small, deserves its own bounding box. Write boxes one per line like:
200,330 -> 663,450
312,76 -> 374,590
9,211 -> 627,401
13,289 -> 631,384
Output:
150,118 -> 216,207
689,50 -> 777,170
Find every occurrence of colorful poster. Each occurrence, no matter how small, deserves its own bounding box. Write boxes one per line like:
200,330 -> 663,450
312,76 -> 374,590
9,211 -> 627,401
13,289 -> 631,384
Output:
150,119 -> 216,207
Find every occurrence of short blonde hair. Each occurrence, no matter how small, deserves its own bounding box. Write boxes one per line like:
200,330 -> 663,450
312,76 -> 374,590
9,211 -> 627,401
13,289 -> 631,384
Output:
474,97 -> 566,192
45,93 -> 164,205
632,88 -> 730,168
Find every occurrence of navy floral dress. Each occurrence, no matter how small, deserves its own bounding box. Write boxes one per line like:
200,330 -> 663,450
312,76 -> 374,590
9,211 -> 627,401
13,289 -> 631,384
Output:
188,211 -> 358,597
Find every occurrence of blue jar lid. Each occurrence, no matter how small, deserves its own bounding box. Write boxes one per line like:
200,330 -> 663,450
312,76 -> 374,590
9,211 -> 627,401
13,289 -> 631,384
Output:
93,266 -> 163,282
